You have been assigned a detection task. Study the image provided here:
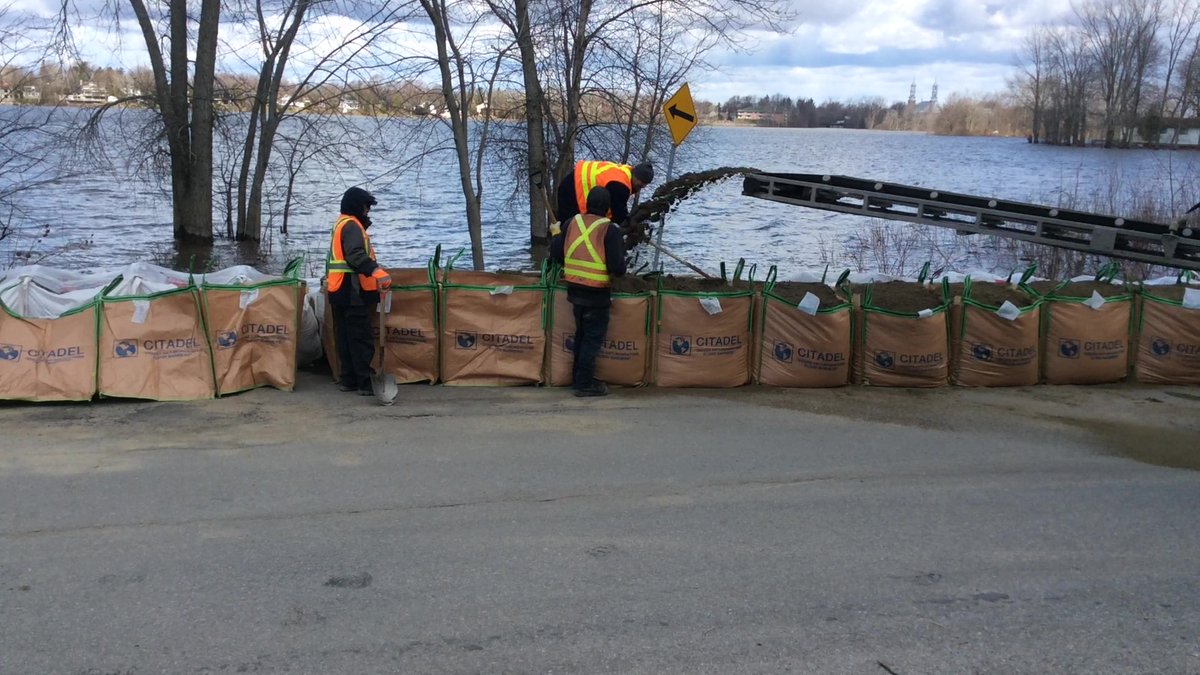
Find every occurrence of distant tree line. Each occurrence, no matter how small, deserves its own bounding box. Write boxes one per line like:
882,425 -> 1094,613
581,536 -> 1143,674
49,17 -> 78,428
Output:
692,93 -> 1028,137
697,94 -> 892,129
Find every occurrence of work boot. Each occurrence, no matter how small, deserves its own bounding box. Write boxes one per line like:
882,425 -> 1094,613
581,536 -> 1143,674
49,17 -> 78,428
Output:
337,381 -> 357,392
573,380 -> 609,397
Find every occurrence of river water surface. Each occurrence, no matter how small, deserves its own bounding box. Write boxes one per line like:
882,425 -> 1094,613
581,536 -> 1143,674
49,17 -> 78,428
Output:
6,113 -> 1200,277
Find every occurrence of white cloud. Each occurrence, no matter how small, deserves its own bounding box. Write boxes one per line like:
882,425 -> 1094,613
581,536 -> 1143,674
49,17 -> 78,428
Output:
699,0 -> 1075,102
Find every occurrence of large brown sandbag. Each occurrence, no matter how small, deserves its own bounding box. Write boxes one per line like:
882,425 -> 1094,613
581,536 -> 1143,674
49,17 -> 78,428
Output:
546,287 -> 652,387
0,299 -> 98,402
379,268 -> 439,384
952,277 -> 1041,387
859,311 -> 949,387
99,284 -> 216,401
439,270 -> 546,386
653,286 -> 753,388
1135,284 -> 1200,384
204,281 -> 302,395
321,281 -> 341,382
853,275 -> 950,388
1040,277 -> 1132,385
755,274 -> 851,387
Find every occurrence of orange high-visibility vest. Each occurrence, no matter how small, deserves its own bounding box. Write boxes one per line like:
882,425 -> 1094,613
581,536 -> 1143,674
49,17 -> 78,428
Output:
325,215 -> 378,293
563,214 -> 612,288
573,160 -> 632,219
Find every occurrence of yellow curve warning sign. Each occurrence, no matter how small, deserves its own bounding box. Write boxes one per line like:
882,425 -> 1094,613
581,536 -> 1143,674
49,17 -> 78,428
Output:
663,83 -> 697,146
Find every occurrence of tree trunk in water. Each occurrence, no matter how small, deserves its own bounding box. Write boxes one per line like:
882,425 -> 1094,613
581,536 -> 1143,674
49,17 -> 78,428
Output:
241,118 -> 277,242
514,0 -> 551,246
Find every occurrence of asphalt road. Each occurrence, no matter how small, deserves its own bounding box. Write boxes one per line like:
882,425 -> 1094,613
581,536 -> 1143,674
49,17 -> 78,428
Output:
2,372 -> 1199,674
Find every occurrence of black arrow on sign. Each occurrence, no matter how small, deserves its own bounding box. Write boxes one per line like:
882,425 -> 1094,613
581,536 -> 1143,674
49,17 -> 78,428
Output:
668,105 -> 694,123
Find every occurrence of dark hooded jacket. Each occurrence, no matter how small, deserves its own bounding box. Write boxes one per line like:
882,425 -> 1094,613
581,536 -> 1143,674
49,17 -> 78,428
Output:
329,187 -> 381,307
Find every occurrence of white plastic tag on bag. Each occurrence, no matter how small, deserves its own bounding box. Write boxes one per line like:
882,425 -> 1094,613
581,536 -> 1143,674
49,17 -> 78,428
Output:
490,285 -> 514,296
699,297 -> 723,315
1183,288 -> 1200,310
995,300 -> 1021,321
132,300 -> 150,324
797,292 -> 820,316
1083,290 -> 1107,310
239,289 -> 259,309
917,308 -> 934,319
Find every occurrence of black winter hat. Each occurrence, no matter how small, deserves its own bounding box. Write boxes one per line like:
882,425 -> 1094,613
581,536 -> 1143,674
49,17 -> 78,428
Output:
340,186 -> 377,217
632,162 -> 654,184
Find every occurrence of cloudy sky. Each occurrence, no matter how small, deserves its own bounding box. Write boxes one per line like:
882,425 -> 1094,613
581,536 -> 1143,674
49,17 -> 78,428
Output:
692,0 -> 1075,104
13,0 -> 1076,106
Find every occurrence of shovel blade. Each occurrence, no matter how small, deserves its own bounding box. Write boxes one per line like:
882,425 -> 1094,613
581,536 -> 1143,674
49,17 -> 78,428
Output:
371,373 -> 398,406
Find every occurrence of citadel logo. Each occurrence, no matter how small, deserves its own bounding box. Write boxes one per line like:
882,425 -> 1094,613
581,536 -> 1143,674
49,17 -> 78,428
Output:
456,331 -> 477,350
217,331 -> 238,349
1059,339 -> 1080,359
0,344 -> 20,362
874,351 -> 895,369
670,336 -> 691,356
971,343 -> 993,361
773,341 -> 794,363
1151,337 -> 1171,357
114,340 -> 138,358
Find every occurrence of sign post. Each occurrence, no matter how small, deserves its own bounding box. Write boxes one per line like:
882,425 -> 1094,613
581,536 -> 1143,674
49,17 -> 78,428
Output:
651,83 -> 698,272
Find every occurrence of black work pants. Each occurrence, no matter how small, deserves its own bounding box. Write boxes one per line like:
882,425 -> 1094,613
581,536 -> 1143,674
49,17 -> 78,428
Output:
571,303 -> 610,389
332,304 -> 375,390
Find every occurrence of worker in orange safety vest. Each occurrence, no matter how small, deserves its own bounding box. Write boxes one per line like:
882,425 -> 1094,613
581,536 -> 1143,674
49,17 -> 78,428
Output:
326,186 -> 392,396
550,188 -> 627,397
554,160 -> 654,235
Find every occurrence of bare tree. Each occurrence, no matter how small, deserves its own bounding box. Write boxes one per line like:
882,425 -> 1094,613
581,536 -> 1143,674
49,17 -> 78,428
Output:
1013,28 -> 1052,142
484,0 -> 555,245
1158,0 -> 1200,143
1045,25 -> 1093,145
123,0 -> 222,241
488,0 -> 789,248
1077,0 -> 1163,147
224,0 -> 418,242
415,0 -> 510,269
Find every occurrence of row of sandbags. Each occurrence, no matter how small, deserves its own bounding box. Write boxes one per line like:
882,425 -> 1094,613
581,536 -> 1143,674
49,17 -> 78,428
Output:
323,256 -> 761,388
763,263 -> 1200,388
326,256 -> 1200,389
0,261 -> 308,402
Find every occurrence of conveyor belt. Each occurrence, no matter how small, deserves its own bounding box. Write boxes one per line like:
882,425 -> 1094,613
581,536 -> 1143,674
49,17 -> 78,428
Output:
742,172 -> 1200,271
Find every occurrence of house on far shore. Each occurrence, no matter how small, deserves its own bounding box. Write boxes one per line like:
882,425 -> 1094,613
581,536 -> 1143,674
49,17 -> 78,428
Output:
1125,119 -> 1200,147
63,81 -> 116,105
736,109 -> 786,125
277,91 -> 312,111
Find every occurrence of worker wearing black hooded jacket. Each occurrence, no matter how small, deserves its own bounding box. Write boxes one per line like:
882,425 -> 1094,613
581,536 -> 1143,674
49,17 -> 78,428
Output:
550,188 -> 626,397
326,187 -> 392,395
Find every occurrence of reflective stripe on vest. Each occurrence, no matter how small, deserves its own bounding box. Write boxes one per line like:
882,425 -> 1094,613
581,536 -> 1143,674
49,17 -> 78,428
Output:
574,160 -> 632,218
563,214 -> 611,288
325,215 -> 377,293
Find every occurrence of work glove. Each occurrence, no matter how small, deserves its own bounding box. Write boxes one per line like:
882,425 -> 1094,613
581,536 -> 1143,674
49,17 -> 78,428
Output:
372,267 -> 392,292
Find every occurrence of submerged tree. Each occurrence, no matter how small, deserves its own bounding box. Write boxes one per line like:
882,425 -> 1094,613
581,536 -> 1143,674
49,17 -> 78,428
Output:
126,0 -> 221,242
223,0 -> 418,242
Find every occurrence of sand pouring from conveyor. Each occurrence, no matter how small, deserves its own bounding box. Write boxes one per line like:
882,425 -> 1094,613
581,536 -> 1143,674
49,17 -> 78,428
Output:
553,160 -> 654,238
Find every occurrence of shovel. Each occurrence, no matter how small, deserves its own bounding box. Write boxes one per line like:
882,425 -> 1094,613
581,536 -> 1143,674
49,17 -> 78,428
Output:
371,292 -> 398,406
643,240 -> 715,279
